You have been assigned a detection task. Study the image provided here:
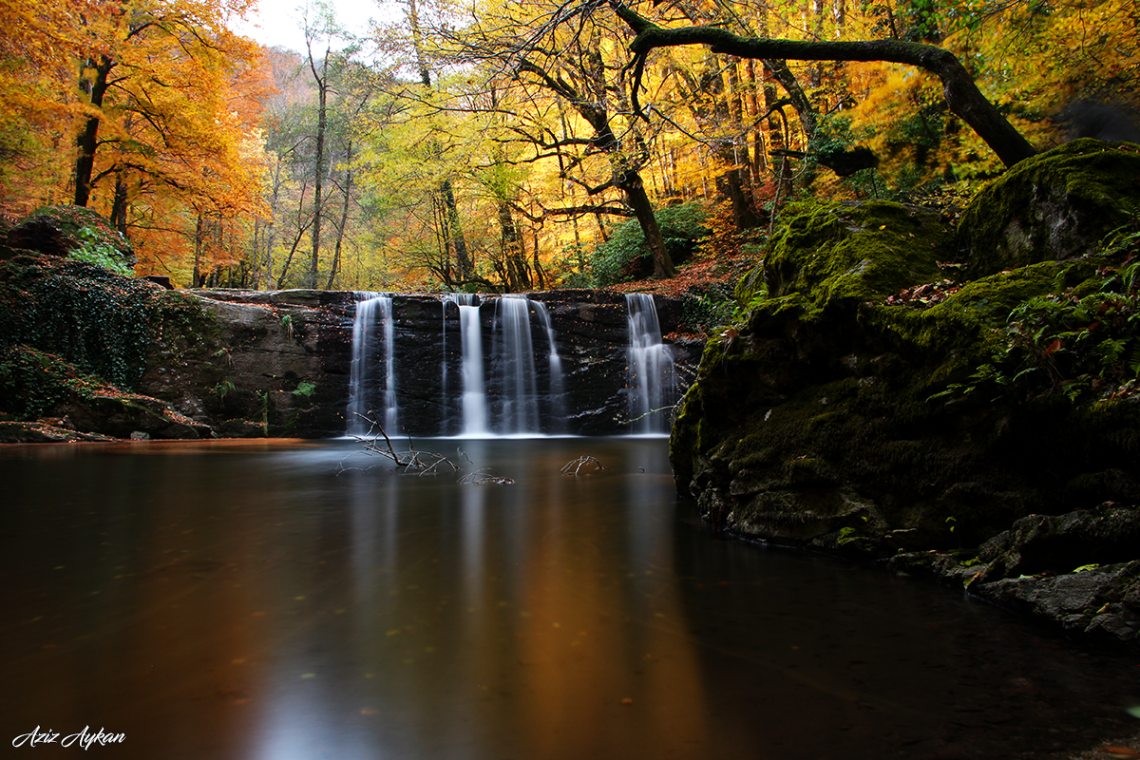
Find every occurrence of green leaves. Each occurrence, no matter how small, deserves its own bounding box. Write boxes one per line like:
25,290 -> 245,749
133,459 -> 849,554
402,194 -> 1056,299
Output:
589,202 -> 709,287
931,247 -> 1140,404
0,257 -> 160,392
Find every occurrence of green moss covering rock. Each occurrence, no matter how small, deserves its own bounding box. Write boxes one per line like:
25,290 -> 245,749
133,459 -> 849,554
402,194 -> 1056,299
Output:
958,138 -> 1140,278
0,255 -> 164,389
764,200 -> 949,314
5,204 -> 135,273
0,231 -> 349,439
672,142 -> 1140,647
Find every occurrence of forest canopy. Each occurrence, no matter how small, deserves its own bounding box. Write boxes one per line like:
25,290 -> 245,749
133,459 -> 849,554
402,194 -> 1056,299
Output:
0,0 -> 1137,291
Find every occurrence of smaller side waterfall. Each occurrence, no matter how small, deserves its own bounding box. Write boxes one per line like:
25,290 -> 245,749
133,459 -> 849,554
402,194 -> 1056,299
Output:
625,293 -> 675,435
532,300 -> 565,432
346,293 -> 398,436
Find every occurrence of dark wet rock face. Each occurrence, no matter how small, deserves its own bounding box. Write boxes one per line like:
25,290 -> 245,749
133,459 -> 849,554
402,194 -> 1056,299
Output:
139,289 -> 355,439
0,255 -> 700,440
671,140 -> 1140,648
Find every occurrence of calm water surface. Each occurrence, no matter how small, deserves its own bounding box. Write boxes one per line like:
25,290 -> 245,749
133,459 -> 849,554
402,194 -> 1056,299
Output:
1,437 -> 1137,759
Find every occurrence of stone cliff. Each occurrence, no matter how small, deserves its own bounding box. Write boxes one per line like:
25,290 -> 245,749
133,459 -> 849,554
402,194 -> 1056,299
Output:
0,258 -> 700,440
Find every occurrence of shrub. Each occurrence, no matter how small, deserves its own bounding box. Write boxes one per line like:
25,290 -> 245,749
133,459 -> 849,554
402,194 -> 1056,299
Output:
589,202 -> 709,286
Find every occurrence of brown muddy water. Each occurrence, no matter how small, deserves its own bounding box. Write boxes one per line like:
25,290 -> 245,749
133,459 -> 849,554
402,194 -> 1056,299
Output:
1,437 -> 1137,759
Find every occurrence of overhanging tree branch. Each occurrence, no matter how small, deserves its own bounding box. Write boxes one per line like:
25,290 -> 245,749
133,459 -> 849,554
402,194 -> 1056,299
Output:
609,0 -> 1036,168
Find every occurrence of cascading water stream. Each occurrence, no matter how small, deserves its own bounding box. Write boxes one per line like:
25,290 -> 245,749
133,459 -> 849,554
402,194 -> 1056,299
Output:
351,291 -> 569,437
493,295 -> 539,434
625,293 -> 675,435
456,295 -> 488,437
532,300 -> 565,432
346,293 -> 398,436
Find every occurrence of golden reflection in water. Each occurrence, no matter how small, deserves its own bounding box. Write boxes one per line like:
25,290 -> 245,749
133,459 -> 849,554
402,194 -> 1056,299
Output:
515,468 -> 711,759
3,439 -> 1140,759
239,439 -> 716,759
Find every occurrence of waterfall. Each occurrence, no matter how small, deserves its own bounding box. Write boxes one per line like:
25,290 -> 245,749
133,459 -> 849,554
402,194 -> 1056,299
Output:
456,294 -> 488,437
532,300 -> 565,432
346,293 -> 398,436
349,292 -> 572,438
625,293 -> 675,435
441,296 -> 451,434
493,295 -> 540,434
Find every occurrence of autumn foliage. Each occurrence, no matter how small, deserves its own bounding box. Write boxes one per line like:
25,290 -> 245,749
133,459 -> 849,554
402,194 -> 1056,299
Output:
1,0 -> 1137,291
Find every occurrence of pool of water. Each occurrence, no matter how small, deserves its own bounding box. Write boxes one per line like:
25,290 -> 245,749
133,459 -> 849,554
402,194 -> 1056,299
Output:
1,437 -> 1137,759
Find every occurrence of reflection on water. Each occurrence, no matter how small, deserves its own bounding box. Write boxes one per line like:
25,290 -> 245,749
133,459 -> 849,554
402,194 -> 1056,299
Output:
0,438 -> 1137,759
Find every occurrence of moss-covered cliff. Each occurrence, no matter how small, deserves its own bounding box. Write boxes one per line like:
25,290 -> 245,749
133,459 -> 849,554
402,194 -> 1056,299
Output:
672,139 -> 1140,647
0,254 -> 352,440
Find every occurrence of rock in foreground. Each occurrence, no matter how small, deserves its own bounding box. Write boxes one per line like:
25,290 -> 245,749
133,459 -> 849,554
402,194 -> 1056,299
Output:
672,140 -> 1140,648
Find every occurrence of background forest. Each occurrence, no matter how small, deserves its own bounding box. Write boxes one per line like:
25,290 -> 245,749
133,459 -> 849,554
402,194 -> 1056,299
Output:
2,0 -> 1138,292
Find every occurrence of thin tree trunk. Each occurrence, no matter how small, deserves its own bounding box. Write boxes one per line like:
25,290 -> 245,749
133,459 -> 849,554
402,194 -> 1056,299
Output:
325,142 -> 353,290
308,48 -> 329,289
110,173 -> 129,233
497,200 -> 529,291
409,0 -> 472,283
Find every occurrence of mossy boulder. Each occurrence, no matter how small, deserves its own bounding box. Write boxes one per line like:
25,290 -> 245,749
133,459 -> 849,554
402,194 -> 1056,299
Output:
5,205 -> 135,272
763,200 -> 949,315
0,344 -> 211,439
672,164 -> 1140,647
958,138 -> 1140,278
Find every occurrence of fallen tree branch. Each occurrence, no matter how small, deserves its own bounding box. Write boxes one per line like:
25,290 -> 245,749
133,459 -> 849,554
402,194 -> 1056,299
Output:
561,456 -> 607,476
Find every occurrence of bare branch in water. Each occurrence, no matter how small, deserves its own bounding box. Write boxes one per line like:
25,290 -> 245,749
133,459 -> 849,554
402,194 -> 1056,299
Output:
342,413 -> 460,476
459,468 -> 516,486
561,456 -> 606,476
342,416 -> 517,483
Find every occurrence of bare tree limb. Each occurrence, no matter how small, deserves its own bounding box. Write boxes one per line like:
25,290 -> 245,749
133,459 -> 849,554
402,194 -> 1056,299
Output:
608,0 -> 1036,167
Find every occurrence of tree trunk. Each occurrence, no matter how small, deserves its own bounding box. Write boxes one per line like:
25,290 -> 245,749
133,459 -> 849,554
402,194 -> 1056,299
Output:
612,2 -> 1036,167
74,56 -> 114,207
110,173 -> 129,233
264,156 -> 284,289
497,200 -> 530,291
193,213 -> 205,287
764,65 -> 794,201
409,0 -> 473,285
440,179 -> 472,281
765,59 -> 817,145
308,49 -> 329,289
619,173 -> 676,279
325,142 -> 353,290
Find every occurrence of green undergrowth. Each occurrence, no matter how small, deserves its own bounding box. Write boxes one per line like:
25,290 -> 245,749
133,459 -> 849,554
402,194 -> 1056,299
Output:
0,344 -> 127,421
0,255 -> 211,417
588,202 -> 709,287
931,259 -> 1140,404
